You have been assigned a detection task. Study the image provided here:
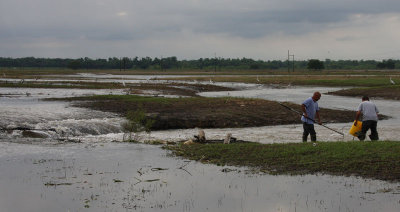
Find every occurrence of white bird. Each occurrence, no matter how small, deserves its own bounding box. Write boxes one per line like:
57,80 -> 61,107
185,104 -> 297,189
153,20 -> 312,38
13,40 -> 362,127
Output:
390,77 -> 395,85
209,78 -> 214,84
122,81 -> 126,87
256,75 -> 260,82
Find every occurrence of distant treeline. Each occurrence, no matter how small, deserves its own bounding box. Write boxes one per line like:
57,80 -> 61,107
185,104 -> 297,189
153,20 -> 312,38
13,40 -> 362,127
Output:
0,57 -> 398,70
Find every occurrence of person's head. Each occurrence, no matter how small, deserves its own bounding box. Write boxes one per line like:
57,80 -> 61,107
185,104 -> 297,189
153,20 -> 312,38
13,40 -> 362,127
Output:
362,96 -> 369,101
312,91 -> 321,102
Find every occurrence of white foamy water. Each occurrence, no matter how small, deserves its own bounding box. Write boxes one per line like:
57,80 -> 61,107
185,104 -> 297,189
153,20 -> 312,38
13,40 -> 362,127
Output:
0,87 -> 127,142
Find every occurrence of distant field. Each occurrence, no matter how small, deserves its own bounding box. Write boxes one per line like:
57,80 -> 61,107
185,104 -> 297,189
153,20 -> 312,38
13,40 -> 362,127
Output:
165,75 -> 400,87
1,67 -> 400,78
2,68 -> 400,99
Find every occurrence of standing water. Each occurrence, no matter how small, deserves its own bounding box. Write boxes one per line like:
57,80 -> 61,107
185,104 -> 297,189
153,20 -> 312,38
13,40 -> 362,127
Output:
1,74 -> 399,212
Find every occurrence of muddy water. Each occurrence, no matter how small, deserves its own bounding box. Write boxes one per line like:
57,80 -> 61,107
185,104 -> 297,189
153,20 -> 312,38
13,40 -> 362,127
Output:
151,85 -> 400,143
1,74 -> 400,211
1,142 -> 399,212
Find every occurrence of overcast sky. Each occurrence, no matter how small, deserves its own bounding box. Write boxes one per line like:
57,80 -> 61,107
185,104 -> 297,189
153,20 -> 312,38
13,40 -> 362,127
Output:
1,0 -> 400,60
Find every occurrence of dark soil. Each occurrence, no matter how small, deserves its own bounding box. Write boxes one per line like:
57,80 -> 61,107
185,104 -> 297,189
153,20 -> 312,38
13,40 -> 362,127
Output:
72,96 -> 361,130
328,86 -> 400,100
127,82 -> 234,96
0,81 -> 234,97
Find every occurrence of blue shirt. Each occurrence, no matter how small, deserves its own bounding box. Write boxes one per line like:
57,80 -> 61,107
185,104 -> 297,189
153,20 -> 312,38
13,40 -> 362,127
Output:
301,97 -> 319,124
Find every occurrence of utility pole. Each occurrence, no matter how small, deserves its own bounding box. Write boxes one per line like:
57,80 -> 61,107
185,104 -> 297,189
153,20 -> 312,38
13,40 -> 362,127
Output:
160,56 -> 163,72
214,52 -> 217,72
288,50 -> 294,73
119,57 -> 122,71
291,54 -> 294,72
288,50 -> 290,73
123,58 -> 126,71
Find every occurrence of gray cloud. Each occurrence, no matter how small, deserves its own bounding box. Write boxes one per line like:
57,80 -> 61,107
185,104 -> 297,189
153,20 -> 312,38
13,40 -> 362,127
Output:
1,0 -> 400,59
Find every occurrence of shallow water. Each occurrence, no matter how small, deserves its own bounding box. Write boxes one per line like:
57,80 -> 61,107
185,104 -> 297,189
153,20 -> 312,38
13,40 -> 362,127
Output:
1,74 -> 400,211
1,142 -> 399,212
146,85 -> 400,143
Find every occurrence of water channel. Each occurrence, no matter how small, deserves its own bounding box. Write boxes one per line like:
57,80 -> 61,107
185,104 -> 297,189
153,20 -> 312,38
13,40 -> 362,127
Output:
0,74 -> 399,212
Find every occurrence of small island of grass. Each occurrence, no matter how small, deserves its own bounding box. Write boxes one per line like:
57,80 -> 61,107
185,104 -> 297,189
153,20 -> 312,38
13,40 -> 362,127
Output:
165,141 -> 400,181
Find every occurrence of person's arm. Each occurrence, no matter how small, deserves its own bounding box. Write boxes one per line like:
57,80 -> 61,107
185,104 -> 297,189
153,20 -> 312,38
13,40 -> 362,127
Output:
315,110 -> 321,125
301,104 -> 308,118
354,111 -> 361,126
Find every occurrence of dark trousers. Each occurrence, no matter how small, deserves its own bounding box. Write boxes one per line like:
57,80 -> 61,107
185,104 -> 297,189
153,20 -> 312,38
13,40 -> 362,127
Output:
303,122 -> 316,142
357,120 -> 379,141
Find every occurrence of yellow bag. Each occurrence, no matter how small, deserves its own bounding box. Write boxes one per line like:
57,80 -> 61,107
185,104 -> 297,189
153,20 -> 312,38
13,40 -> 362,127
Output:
349,120 -> 362,136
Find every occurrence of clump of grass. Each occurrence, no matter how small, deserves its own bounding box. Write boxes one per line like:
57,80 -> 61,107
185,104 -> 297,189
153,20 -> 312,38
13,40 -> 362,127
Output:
165,141 -> 400,181
122,107 -> 155,142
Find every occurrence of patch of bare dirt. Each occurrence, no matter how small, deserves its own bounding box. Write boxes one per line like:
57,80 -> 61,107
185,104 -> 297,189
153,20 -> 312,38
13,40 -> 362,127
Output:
328,86 -> 400,100
74,97 -> 360,130
127,83 -> 234,96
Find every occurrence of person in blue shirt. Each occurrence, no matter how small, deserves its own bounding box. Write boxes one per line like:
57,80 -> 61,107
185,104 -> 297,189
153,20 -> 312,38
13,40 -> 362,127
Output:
301,92 -> 322,142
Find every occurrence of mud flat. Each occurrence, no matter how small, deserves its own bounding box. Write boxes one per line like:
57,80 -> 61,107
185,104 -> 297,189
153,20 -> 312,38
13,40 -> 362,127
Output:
54,95 -> 363,130
328,86 -> 400,100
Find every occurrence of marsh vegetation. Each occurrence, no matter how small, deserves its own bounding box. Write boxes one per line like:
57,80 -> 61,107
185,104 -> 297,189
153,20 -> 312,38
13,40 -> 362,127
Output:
166,141 -> 400,181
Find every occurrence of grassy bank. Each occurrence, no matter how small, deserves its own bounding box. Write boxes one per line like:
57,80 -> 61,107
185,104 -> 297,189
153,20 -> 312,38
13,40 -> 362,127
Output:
165,141 -> 400,181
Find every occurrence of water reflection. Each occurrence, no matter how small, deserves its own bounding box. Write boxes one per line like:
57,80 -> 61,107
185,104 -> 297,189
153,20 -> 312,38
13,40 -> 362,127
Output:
0,142 -> 399,212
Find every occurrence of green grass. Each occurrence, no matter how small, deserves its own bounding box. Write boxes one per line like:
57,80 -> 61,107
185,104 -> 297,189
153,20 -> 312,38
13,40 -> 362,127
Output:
165,141 -> 400,181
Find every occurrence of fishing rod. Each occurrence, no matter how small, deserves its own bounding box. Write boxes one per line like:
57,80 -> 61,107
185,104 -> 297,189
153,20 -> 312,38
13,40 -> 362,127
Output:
278,102 -> 344,136
0,127 -> 56,132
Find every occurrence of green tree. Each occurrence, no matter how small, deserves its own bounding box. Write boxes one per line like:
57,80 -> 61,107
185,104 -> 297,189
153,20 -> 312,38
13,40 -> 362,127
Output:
307,59 -> 324,70
67,60 -> 81,70
376,62 -> 386,69
385,59 -> 395,69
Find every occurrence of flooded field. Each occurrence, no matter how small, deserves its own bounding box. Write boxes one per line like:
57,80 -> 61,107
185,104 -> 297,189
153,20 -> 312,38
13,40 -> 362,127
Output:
1,73 -> 399,211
